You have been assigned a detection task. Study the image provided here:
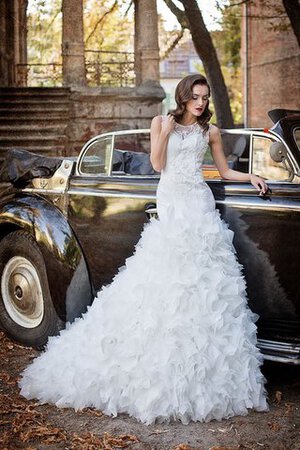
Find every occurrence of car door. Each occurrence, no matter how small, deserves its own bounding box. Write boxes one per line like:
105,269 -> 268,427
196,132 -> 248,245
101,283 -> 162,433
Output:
208,130 -> 300,343
67,131 -> 158,292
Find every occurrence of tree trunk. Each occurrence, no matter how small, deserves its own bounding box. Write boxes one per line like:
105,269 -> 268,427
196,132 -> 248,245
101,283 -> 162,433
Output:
282,0 -> 300,47
180,0 -> 234,128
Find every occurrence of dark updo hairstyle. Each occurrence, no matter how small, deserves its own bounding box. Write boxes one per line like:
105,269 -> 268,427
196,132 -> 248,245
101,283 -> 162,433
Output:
170,73 -> 212,134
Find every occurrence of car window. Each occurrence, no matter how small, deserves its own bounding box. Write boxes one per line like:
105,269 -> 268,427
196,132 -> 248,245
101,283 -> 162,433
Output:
294,128 -> 300,151
114,133 -> 150,154
252,136 -> 293,182
221,132 -> 250,173
80,136 -> 113,175
112,133 -> 157,176
203,132 -> 250,179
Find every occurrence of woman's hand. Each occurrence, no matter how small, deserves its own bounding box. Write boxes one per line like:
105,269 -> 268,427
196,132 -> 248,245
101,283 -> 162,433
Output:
249,174 -> 269,196
161,114 -> 175,136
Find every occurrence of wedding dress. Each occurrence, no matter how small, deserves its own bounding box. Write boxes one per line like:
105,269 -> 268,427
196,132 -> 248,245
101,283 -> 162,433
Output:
19,119 -> 269,425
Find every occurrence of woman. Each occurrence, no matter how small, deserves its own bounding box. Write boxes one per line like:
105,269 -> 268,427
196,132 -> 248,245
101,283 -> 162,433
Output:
19,74 -> 269,425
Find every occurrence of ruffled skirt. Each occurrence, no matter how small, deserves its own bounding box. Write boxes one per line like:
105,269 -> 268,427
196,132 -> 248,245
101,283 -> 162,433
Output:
19,180 -> 269,425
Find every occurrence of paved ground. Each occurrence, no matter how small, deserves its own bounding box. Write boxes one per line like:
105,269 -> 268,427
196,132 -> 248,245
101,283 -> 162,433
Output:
0,331 -> 299,450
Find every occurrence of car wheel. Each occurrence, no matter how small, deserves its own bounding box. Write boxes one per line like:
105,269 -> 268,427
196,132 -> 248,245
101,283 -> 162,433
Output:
0,230 -> 63,347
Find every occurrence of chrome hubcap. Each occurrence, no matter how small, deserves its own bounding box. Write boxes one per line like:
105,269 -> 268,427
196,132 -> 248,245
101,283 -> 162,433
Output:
1,256 -> 44,328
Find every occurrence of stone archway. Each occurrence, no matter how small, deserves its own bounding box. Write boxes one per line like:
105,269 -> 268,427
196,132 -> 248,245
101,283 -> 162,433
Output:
1,0 -> 162,90
0,0 -> 165,157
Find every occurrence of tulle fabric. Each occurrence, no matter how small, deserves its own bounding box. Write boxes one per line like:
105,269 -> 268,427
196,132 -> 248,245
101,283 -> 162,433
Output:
19,121 -> 269,425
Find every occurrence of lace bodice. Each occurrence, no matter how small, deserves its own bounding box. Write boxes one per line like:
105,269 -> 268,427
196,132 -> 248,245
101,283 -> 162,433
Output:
173,121 -> 202,139
159,117 -> 211,189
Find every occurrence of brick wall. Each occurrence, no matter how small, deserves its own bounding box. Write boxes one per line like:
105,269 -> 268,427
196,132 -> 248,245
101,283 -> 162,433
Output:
243,0 -> 300,127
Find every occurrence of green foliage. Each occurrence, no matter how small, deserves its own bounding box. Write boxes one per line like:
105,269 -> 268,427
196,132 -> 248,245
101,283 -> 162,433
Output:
83,0 -> 133,51
215,0 -> 241,73
212,1 -> 243,124
27,0 -> 133,65
27,0 -> 62,64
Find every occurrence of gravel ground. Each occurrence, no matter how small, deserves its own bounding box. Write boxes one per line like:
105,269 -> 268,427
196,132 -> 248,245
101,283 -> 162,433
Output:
0,331 -> 299,450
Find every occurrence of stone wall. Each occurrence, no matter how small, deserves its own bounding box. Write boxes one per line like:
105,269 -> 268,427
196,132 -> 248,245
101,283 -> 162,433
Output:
65,85 -> 165,154
244,0 -> 300,127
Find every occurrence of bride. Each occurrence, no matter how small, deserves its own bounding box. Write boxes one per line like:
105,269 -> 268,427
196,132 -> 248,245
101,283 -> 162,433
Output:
19,73 -> 269,425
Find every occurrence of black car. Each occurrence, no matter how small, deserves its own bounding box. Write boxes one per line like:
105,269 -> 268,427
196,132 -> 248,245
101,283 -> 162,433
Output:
0,109 -> 299,364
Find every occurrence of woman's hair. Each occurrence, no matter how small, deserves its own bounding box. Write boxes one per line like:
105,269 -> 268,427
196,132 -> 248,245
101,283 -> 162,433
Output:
170,74 -> 212,133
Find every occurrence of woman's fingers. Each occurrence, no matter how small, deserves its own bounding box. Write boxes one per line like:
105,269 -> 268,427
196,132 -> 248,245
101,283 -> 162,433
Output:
258,180 -> 268,195
163,114 -> 175,133
251,175 -> 269,195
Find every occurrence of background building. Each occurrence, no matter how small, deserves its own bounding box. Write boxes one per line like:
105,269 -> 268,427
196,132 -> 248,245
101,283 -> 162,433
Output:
160,38 -> 203,114
242,0 -> 300,127
0,0 -> 164,157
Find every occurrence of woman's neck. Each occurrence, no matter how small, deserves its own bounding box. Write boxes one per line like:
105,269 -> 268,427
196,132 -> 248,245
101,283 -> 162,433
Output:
180,113 -> 198,126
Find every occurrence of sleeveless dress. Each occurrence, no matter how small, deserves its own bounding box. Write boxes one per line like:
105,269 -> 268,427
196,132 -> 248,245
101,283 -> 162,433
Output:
19,120 -> 269,425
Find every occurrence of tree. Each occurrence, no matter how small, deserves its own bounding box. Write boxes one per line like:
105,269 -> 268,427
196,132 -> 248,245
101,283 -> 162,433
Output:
83,0 -> 133,51
163,0 -> 235,128
27,0 -> 62,64
213,1 -> 243,123
27,0 -> 133,64
226,0 -> 300,47
26,0 -> 134,86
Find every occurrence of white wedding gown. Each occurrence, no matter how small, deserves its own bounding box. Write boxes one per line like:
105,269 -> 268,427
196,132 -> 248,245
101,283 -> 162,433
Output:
19,120 -> 269,425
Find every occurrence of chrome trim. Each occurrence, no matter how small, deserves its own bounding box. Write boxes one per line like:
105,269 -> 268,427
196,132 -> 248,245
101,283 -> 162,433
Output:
69,178 -> 158,191
76,129 -> 150,177
262,129 -> 300,178
77,135 -> 113,177
75,127 -> 300,183
216,197 -> 300,211
221,128 -> 300,181
110,174 -> 160,179
24,185 -> 300,208
30,160 -> 74,192
293,126 -> 300,151
249,130 -> 253,174
108,133 -> 116,177
68,188 -> 156,200
145,207 -> 157,214
251,132 -> 298,178
258,339 -> 300,353
263,354 -> 300,365
23,188 -> 68,195
257,339 -> 300,365
221,181 -> 300,196
221,129 -> 263,135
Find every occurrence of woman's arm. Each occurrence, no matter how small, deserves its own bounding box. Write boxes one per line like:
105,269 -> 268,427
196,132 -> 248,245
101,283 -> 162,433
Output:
150,115 -> 175,172
209,124 -> 269,195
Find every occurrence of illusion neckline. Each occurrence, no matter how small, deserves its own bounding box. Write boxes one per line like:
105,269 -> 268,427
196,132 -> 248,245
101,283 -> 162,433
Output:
175,121 -> 199,128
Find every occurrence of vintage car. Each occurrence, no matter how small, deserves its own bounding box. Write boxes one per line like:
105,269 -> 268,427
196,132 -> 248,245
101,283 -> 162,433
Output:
0,109 -> 299,365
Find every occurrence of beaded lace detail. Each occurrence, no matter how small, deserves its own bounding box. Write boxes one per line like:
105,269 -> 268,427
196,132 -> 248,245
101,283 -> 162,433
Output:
174,121 -> 202,139
159,117 -> 211,191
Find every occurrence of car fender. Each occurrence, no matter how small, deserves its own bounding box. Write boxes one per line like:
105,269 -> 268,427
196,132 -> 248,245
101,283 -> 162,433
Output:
0,193 -> 93,322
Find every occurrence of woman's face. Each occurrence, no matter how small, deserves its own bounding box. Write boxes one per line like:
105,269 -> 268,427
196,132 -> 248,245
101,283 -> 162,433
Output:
185,84 -> 210,118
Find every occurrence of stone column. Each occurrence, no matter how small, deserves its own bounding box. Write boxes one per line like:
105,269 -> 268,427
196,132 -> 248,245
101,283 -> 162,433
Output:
0,0 -> 28,86
15,0 -> 28,86
0,0 -> 11,86
134,0 -> 160,86
62,0 -> 86,87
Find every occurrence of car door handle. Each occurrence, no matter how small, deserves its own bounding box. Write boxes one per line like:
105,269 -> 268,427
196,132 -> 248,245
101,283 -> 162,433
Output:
259,187 -> 272,200
145,205 -> 157,218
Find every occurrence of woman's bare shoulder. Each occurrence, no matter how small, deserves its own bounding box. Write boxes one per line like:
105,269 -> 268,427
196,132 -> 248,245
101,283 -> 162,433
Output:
209,124 -> 220,135
151,115 -> 163,131
208,124 -> 221,141
151,115 -> 164,123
